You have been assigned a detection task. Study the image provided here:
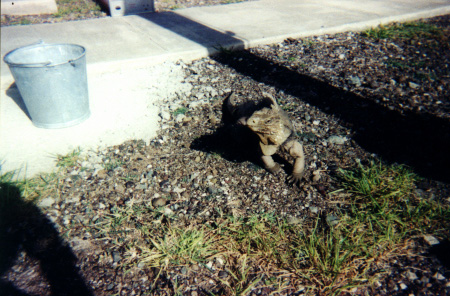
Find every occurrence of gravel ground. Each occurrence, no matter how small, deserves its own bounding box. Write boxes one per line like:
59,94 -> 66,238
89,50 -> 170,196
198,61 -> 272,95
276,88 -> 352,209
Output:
0,0 -> 249,26
1,2 -> 450,296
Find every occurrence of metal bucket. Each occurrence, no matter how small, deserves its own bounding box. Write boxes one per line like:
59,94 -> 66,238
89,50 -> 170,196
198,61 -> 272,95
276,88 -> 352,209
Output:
3,43 -> 90,128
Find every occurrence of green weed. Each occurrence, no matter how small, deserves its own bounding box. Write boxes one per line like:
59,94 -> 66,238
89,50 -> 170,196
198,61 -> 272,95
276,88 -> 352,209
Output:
172,107 -> 188,116
362,21 -> 442,40
55,147 -> 81,169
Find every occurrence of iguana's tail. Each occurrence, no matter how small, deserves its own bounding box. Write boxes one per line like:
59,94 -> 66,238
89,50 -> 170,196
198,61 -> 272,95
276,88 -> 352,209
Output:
221,92 -> 237,125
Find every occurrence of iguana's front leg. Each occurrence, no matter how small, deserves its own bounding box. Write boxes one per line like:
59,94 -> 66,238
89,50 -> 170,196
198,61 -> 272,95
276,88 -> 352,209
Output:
261,155 -> 281,174
283,140 -> 305,185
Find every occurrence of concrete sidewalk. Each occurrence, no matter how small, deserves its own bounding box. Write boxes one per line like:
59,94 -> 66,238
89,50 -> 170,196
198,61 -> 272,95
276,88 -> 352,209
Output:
1,0 -> 450,178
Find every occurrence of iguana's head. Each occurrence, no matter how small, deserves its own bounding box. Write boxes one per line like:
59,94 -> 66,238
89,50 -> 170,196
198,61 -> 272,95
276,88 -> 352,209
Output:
246,106 -> 282,136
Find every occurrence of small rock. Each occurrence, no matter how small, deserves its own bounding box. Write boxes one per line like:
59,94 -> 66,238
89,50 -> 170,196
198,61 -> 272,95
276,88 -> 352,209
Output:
313,120 -> 320,125
287,216 -> 302,225
408,82 -> 420,89
136,184 -> 148,190
163,208 -> 174,215
423,234 -> 439,245
208,186 -> 218,194
206,261 -> 213,269
159,111 -> 171,121
262,194 -> 270,201
405,270 -> 418,281
175,114 -> 186,123
39,197 -> 55,208
327,135 -> 347,145
349,76 -> 362,87
96,170 -> 108,178
191,264 -> 199,271
326,215 -> 339,226
112,251 -> 121,262
399,283 -> 407,290
312,170 -> 321,182
152,198 -> 167,207
115,184 -> 125,194
434,272 -> 445,280
309,206 -> 319,214
181,266 -> 188,275
216,257 -> 224,265
218,271 -> 228,278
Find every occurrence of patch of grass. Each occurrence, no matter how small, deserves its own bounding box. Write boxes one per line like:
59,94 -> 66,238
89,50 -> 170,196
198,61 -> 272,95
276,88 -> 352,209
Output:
4,155 -> 448,294
53,0 -> 103,18
362,21 -> 442,40
55,147 -> 82,169
171,107 -> 188,116
338,161 -> 449,235
142,227 -> 218,267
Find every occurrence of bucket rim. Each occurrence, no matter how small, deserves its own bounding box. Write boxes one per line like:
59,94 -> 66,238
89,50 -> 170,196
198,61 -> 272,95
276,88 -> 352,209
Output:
3,43 -> 86,68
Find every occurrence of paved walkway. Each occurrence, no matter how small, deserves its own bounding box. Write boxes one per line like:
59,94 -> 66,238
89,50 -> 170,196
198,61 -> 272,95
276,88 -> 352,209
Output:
1,0 -> 450,178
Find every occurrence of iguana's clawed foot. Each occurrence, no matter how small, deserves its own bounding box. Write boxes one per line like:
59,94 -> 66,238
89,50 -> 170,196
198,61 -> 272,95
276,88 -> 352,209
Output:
266,163 -> 281,174
287,172 -> 304,187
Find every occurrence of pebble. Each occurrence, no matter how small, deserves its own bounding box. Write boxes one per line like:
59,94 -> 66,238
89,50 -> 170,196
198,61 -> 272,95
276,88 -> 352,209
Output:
287,216 -> 302,225
112,251 -> 121,262
175,114 -> 186,123
326,214 -> 339,226
138,262 -> 146,269
399,283 -> 407,290
405,270 -> 418,281
434,272 -> 446,280
181,266 -> 188,275
409,82 -> 420,89
349,75 -> 362,87
115,184 -> 125,194
96,170 -> 108,178
423,234 -> 440,245
327,135 -> 347,145
218,271 -> 228,278
159,111 -> 171,121
38,197 -> 55,208
163,208 -> 174,215
309,206 -> 319,214
312,170 -> 321,182
152,198 -> 167,207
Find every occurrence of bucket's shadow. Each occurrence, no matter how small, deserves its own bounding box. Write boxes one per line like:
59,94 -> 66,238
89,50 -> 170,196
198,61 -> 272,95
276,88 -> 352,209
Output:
6,83 -> 31,120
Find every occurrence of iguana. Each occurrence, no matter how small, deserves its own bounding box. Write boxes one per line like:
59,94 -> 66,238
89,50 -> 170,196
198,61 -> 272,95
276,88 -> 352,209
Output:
223,92 -> 305,185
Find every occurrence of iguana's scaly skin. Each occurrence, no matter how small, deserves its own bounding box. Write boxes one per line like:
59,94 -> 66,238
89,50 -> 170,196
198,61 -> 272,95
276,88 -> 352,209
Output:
225,92 -> 305,185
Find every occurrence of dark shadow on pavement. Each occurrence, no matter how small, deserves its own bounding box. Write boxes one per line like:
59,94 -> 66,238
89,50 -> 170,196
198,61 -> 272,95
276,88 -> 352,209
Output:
0,180 -> 94,296
137,11 -> 245,54
6,83 -> 31,120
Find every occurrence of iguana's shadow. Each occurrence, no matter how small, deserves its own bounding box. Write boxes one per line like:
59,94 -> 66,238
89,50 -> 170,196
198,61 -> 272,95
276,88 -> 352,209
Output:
190,124 -> 293,175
